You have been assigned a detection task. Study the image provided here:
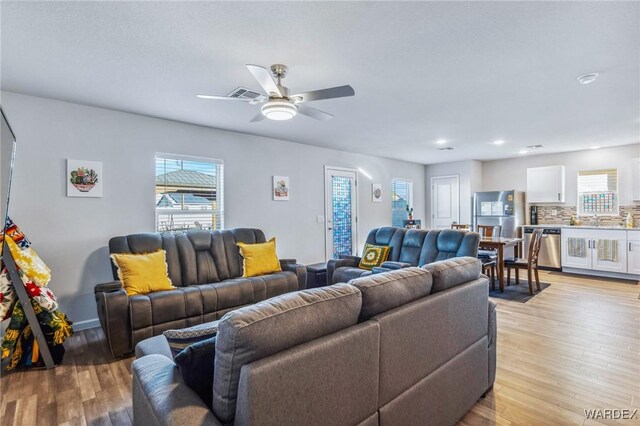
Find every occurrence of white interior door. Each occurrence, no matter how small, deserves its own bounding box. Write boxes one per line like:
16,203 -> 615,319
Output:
431,175 -> 460,229
325,167 -> 358,260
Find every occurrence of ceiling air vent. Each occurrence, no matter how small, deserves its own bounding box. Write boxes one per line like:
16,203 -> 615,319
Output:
227,87 -> 262,99
525,144 -> 545,150
438,147 -> 456,151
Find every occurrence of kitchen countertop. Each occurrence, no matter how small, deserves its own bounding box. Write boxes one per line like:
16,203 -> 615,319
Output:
522,224 -> 640,231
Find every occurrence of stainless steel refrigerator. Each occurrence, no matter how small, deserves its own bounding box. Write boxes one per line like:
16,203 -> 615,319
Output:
472,190 -> 525,238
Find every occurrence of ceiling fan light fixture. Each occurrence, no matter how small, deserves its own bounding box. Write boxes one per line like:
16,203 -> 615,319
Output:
261,100 -> 298,121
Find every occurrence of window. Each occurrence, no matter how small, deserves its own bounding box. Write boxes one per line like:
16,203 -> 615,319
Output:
577,168 -> 618,216
155,154 -> 224,231
391,178 -> 414,227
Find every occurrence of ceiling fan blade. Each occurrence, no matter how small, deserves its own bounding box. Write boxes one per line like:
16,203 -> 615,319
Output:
290,85 -> 354,103
250,112 -> 266,123
196,94 -> 253,101
246,65 -> 283,97
297,105 -> 334,121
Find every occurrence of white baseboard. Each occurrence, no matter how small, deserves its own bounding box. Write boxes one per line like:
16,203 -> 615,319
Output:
73,318 -> 101,331
562,267 -> 640,282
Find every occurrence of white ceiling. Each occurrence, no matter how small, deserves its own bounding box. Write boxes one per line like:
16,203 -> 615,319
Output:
1,1 -> 638,164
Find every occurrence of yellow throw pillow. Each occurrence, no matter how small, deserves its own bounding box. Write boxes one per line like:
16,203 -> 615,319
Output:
237,238 -> 282,278
358,243 -> 391,270
110,250 -> 175,296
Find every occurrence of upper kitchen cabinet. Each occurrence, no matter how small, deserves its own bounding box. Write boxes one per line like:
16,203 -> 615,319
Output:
526,165 -> 565,203
632,158 -> 640,201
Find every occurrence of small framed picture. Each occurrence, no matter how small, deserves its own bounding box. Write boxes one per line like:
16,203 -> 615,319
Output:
273,176 -> 289,201
67,159 -> 103,197
372,183 -> 382,203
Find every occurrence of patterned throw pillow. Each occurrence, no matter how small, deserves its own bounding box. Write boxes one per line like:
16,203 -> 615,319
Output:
358,243 -> 391,270
163,321 -> 220,357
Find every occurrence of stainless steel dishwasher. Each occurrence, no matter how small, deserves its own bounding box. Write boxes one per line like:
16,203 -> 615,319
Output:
523,227 -> 562,270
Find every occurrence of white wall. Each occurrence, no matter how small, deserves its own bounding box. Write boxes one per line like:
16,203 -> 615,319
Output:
482,144 -> 640,206
425,160 -> 482,227
1,91 -> 425,327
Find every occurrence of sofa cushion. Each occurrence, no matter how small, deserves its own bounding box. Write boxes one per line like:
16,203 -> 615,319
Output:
174,336 -> 217,408
365,227 -> 406,261
358,243 -> 391,270
333,267 -> 372,283
422,257 -> 482,293
212,283 -> 362,423
349,267 -> 433,321
397,229 -> 429,266
237,238 -> 282,278
163,321 -> 220,357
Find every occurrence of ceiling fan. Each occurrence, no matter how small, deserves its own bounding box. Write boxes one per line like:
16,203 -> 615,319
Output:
196,64 -> 355,122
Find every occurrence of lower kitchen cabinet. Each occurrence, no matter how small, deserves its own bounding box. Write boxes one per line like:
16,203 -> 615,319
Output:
561,228 -> 628,274
628,230 -> 640,275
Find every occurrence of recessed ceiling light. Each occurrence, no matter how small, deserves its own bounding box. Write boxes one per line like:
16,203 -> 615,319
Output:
436,139 -> 447,145
518,149 -> 528,155
590,146 -> 601,150
493,140 -> 506,145
578,73 -> 599,85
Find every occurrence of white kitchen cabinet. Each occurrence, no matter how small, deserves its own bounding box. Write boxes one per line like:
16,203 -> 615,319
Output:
561,228 -> 627,273
526,165 -> 565,203
628,230 -> 640,275
632,158 -> 640,202
561,228 -> 592,269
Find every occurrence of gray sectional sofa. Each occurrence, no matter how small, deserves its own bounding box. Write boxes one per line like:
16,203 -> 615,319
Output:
131,257 -> 497,426
94,228 -> 306,357
327,226 -> 481,284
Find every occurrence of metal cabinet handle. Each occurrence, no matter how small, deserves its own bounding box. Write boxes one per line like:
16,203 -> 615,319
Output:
588,240 -> 591,249
558,193 -> 561,201
630,242 -> 633,252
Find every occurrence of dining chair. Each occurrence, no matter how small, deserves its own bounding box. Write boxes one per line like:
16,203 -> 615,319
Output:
476,225 -> 503,290
451,223 -> 470,230
505,228 -> 543,295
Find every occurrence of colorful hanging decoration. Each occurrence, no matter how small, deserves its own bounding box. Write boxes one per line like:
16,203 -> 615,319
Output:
0,218 -> 73,372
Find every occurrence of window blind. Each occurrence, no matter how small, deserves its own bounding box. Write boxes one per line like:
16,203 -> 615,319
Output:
155,154 -> 224,231
577,168 -> 618,215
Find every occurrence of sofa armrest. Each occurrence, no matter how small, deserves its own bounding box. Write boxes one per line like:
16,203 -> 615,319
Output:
95,285 -> 131,357
338,254 -> 362,263
279,258 -> 297,266
379,261 -> 413,270
326,257 -> 360,285
94,280 -> 123,293
132,354 -> 222,426
488,299 -> 497,388
280,262 -> 307,291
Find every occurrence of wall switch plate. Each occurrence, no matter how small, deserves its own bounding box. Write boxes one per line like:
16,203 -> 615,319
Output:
316,215 -> 325,223
551,209 -> 558,216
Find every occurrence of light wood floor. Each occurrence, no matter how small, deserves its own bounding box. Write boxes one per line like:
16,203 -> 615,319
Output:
1,271 -> 638,426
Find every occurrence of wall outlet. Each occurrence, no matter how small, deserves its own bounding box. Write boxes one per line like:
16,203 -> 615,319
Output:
551,209 -> 558,216
316,215 -> 325,223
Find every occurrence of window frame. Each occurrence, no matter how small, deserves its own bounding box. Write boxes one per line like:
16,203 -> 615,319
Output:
155,152 -> 224,231
576,168 -> 619,217
391,178 -> 414,227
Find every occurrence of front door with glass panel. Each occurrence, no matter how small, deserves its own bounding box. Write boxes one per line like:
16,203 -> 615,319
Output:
325,167 -> 357,260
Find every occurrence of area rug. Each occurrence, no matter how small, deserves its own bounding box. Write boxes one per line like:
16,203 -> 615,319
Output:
489,280 -> 550,303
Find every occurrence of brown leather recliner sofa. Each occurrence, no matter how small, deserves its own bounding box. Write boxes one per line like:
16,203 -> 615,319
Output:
94,228 -> 306,357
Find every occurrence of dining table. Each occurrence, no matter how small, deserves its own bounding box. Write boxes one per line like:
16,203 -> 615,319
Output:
479,237 -> 524,292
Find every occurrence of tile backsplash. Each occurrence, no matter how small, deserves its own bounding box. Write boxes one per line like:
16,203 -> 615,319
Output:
533,204 -> 640,227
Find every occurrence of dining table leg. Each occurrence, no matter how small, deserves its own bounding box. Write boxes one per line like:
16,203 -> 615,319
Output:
498,244 -> 505,292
